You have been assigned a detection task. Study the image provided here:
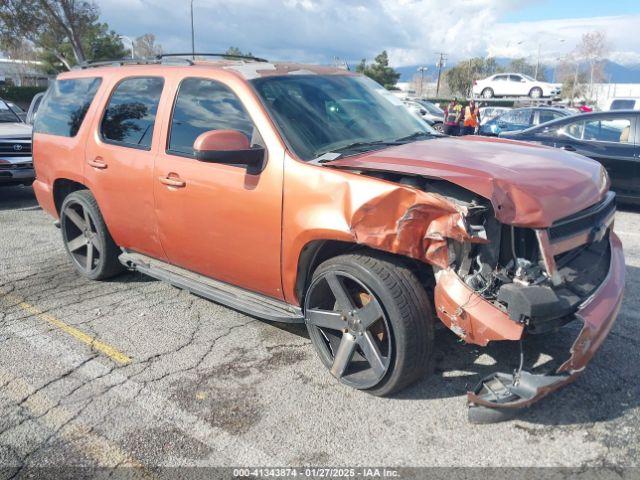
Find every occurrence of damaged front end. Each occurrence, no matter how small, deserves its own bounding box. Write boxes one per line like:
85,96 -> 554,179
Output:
344,171 -> 624,423
435,190 -> 623,422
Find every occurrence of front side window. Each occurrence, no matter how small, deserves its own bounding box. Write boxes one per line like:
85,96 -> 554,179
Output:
168,77 -> 255,156
610,99 -> 635,110
34,77 -> 102,137
509,75 -> 523,82
583,117 -> 633,143
101,77 -> 164,149
251,75 -> 431,161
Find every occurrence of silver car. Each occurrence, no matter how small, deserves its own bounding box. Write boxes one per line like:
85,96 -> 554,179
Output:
0,100 -> 34,187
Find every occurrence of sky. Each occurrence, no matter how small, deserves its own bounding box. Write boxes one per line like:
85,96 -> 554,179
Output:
98,0 -> 640,67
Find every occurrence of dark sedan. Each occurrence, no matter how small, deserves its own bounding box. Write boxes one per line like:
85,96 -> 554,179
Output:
479,107 -> 571,136
500,110 -> 639,203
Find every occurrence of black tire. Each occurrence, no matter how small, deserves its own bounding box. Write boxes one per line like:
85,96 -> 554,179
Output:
529,87 -> 543,99
304,252 -> 434,396
60,190 -> 123,280
481,88 -> 494,99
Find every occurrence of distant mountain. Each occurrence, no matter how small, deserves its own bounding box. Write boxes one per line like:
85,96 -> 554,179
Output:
395,59 -> 640,84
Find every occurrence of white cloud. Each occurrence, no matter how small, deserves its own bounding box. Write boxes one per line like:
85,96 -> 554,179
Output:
96,0 -> 640,67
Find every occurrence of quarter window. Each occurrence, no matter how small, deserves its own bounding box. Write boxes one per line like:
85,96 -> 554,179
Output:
101,77 -> 164,149
168,77 -> 256,157
34,77 -> 102,137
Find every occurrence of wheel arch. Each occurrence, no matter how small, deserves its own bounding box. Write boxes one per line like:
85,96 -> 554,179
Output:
53,178 -> 89,214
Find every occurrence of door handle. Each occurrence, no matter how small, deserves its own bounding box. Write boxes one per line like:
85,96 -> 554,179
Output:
158,175 -> 186,188
561,145 -> 576,152
87,157 -> 108,169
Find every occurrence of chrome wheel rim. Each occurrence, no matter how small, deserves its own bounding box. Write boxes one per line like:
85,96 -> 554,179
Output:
62,201 -> 102,274
305,271 -> 392,389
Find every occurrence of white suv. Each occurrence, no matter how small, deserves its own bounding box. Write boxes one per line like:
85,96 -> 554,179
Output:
0,100 -> 33,187
473,73 -> 561,99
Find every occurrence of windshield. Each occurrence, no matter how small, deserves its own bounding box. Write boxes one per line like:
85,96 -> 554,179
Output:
251,75 -> 433,160
0,100 -> 20,123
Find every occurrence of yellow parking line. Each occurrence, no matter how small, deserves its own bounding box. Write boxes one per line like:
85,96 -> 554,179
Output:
0,291 -> 131,365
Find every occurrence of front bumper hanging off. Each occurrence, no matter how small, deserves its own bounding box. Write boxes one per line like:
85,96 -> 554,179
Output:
466,233 -> 625,423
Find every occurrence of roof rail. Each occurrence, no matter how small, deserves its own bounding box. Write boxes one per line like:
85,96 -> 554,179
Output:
157,53 -> 269,63
75,57 -> 194,69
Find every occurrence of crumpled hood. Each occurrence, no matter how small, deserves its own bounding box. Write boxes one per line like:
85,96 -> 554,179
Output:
0,122 -> 32,139
329,135 -> 608,227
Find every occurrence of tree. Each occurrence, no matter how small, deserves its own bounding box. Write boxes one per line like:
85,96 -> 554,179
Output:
508,57 -> 547,81
134,33 -> 162,59
0,0 -> 100,70
578,31 -> 608,99
445,57 -> 501,96
556,53 -> 587,104
355,51 -> 400,89
224,46 -> 253,59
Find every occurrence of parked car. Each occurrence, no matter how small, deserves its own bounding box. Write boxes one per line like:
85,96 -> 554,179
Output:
26,91 -> 45,125
472,73 -> 561,99
32,58 -> 624,421
0,99 -> 33,187
478,106 -> 511,125
479,107 -> 572,136
4,100 -> 27,122
606,97 -> 640,111
403,99 -> 444,132
500,110 -> 639,203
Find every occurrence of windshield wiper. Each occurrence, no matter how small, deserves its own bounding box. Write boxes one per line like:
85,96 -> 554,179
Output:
394,131 -> 436,142
312,139 -> 403,164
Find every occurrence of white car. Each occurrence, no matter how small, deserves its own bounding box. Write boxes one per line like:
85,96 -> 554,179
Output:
0,100 -> 33,187
472,73 -> 561,99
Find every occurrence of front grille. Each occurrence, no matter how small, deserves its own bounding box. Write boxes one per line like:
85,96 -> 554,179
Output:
549,192 -> 616,242
0,138 -> 32,157
0,162 -> 32,170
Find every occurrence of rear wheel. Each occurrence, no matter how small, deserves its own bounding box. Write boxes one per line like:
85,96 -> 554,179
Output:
304,252 -> 434,396
60,190 -> 123,280
482,88 -> 494,99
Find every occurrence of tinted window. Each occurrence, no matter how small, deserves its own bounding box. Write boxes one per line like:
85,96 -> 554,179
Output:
34,77 -> 101,136
501,109 -> 532,124
101,77 -> 164,149
494,75 -> 507,81
168,78 -> 255,156
610,99 -> 636,110
509,75 -> 523,82
538,110 -> 565,124
584,117 -> 633,143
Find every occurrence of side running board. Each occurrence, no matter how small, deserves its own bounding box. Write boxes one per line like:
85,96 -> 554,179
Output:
119,251 -> 304,324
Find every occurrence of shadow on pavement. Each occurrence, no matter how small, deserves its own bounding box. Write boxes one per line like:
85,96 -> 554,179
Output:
0,185 -> 39,211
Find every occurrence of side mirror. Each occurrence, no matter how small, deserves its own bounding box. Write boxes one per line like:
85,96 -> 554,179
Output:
419,108 -> 427,115
193,129 -> 265,174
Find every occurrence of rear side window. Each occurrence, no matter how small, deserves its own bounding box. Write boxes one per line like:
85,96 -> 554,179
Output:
538,110 -> 564,124
610,99 -> 635,110
167,77 -> 255,157
101,77 -> 164,150
34,77 -> 102,137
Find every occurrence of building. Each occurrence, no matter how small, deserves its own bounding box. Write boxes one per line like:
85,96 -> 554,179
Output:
0,56 -> 50,87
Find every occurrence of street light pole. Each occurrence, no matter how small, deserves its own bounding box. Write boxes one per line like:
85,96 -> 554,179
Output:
416,66 -> 427,98
435,52 -> 446,97
190,0 -> 195,60
119,35 -> 135,59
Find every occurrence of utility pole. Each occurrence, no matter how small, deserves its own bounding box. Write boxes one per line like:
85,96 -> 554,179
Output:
435,52 -> 446,97
190,0 -> 195,60
534,43 -> 541,80
416,66 -> 427,98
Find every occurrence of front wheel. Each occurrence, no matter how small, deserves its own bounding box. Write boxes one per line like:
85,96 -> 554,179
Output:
529,87 -> 543,99
482,88 -> 494,99
304,252 -> 434,396
432,122 -> 444,133
60,190 -> 123,280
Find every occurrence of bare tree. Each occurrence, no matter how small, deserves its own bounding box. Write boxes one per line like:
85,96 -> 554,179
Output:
0,0 -> 99,70
4,40 -> 40,85
133,33 -> 162,59
578,31 -> 608,99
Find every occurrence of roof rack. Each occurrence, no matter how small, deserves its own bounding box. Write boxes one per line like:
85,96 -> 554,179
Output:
75,57 -> 194,69
158,53 -> 269,63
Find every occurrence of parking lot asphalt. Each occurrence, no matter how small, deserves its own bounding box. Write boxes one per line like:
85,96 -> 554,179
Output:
0,184 -> 639,471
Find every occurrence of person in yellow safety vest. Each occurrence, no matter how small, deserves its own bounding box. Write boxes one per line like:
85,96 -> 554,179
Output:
443,98 -> 463,136
462,100 -> 480,135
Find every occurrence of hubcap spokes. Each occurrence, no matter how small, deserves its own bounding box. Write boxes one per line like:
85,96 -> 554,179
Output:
64,202 -> 102,273
305,272 -> 391,388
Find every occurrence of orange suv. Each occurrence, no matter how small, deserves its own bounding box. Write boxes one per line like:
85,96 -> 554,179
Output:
32,55 -> 625,422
